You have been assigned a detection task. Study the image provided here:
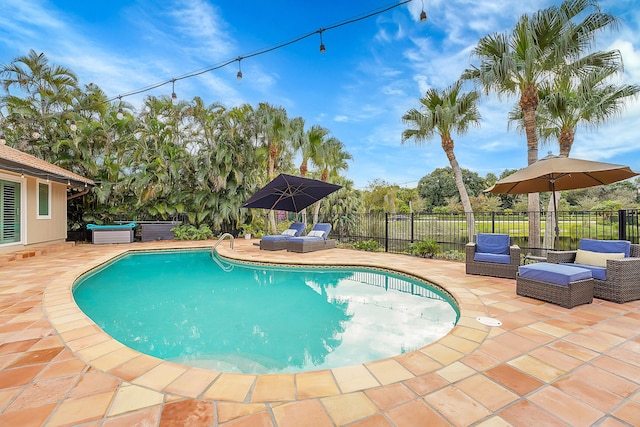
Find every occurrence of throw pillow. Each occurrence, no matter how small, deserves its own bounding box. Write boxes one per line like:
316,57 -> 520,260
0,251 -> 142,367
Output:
574,249 -> 625,268
281,229 -> 297,236
307,230 -> 325,238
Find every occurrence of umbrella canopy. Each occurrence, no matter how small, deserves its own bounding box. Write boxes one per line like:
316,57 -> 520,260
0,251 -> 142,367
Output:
242,174 -> 342,213
485,153 -> 639,239
486,154 -> 639,195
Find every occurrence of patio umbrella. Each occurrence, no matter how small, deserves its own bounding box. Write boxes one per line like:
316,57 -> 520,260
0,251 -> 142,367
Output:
242,174 -> 342,213
485,153 -> 639,236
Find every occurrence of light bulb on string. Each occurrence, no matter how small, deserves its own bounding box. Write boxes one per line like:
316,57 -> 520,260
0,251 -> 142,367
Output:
70,120 -> 77,132
116,96 -> 124,120
236,57 -> 243,80
420,0 -> 427,22
319,30 -> 326,53
0,134 -> 5,145
171,79 -> 177,101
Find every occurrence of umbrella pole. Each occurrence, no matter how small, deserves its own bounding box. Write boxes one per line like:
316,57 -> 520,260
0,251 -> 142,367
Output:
551,182 -> 560,250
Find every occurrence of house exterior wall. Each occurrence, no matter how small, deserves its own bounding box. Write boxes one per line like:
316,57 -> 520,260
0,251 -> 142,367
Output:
0,171 -> 67,254
25,177 -> 67,245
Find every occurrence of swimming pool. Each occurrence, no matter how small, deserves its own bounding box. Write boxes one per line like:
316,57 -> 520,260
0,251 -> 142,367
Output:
73,249 -> 459,374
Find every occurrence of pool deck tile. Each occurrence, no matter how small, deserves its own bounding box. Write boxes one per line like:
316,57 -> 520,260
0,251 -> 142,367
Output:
0,238 -> 638,426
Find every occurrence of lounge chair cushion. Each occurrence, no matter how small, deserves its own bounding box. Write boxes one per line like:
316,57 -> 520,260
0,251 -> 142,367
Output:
474,253 -> 511,264
574,249 -> 625,268
476,234 -> 510,255
307,230 -> 326,239
519,262 -> 592,287
579,239 -> 631,257
560,263 -> 607,281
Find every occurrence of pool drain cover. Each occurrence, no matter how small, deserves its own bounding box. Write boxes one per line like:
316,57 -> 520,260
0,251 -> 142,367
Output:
476,317 -> 502,327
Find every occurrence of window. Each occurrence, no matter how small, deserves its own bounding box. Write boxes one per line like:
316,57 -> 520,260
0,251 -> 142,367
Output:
37,181 -> 51,219
1,179 -> 21,244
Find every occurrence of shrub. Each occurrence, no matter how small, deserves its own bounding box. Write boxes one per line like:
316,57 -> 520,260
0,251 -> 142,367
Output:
407,239 -> 441,258
353,239 -> 382,252
172,224 -> 214,240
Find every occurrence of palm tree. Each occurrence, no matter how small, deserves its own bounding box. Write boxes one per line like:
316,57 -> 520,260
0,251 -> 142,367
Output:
1,50 -> 79,161
255,103 -> 291,233
291,120 -> 329,224
313,137 -> 352,224
535,67 -> 639,247
402,80 -> 480,239
463,0 -> 619,250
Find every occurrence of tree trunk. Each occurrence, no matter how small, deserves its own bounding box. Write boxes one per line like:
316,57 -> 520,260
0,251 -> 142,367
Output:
442,137 -> 475,240
267,141 -> 278,233
544,130 -> 574,249
521,84 -> 540,254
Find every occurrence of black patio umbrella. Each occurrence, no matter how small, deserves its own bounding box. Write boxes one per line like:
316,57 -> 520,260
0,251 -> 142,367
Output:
242,174 -> 342,213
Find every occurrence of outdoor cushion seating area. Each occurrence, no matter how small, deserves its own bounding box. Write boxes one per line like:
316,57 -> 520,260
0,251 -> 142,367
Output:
516,262 -> 594,308
465,233 -> 521,279
286,223 -> 336,253
259,222 -> 306,251
548,238 -> 640,303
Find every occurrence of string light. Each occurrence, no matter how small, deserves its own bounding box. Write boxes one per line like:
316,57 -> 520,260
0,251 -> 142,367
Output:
420,0 -> 427,22
70,120 -> 77,132
0,133 -> 5,145
319,30 -> 326,53
104,0 -> 416,104
171,79 -> 177,100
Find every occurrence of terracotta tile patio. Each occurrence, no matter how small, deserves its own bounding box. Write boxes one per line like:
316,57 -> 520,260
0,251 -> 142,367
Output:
0,239 -> 638,426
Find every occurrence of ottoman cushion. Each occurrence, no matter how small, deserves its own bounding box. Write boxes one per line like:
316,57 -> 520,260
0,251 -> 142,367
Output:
518,262 -> 592,286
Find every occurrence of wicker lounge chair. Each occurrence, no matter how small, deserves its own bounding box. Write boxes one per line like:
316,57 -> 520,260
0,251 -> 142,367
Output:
547,239 -> 640,303
466,233 -> 521,279
259,222 -> 306,251
286,223 -> 336,253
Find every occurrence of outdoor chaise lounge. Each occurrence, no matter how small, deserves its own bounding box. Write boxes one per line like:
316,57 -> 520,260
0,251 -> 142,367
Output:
547,238 -> 640,303
259,222 -> 306,251
465,233 -> 521,279
286,223 -> 336,253
86,222 -> 137,244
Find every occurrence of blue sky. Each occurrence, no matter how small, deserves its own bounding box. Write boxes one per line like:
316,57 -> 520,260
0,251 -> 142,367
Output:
1,0 -> 639,189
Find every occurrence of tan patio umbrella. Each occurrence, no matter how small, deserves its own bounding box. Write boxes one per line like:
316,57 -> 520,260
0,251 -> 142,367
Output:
485,153 -> 639,237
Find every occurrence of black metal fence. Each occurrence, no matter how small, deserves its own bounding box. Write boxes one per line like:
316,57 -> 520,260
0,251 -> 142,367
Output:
331,209 -> 640,256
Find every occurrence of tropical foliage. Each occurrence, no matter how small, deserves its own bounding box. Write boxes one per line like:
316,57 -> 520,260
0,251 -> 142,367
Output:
0,51 -> 355,235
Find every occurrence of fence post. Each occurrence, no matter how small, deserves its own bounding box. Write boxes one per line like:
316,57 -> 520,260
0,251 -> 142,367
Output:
411,213 -> 415,243
385,213 -> 389,252
618,209 -> 627,241
491,211 -> 495,233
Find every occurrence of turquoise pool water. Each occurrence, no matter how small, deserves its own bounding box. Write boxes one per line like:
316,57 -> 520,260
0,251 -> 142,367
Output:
73,249 -> 459,374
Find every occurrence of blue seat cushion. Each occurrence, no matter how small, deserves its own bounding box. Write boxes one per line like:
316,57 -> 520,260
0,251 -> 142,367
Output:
560,263 -> 606,281
519,262 -> 592,287
261,235 -> 289,242
474,253 -> 511,264
476,234 -> 510,255
579,239 -> 630,257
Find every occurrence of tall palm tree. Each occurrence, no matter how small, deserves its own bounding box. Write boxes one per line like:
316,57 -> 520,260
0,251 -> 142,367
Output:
402,80 -> 480,239
535,67 -> 639,247
464,0 -> 619,250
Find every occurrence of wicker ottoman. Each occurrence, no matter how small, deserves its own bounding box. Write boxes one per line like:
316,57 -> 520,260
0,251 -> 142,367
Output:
517,263 -> 594,308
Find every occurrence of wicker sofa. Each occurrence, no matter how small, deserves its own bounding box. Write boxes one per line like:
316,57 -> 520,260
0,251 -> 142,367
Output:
547,239 -> 640,303
466,233 -> 521,279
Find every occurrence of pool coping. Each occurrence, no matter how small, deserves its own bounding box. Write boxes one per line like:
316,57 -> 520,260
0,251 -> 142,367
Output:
43,240 -> 492,403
